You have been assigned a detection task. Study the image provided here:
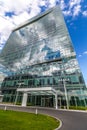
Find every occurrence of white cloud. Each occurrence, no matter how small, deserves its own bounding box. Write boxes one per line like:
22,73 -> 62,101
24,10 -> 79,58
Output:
78,54 -> 82,57
68,0 -> 82,17
69,0 -> 82,9
73,5 -> 81,16
62,0 -> 83,17
0,0 -> 33,15
63,10 -> 72,16
82,11 -> 87,16
59,0 -> 66,10
83,51 -> 87,54
78,51 -> 87,58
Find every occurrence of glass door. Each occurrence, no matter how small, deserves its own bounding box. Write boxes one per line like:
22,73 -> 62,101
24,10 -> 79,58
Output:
41,98 -> 45,107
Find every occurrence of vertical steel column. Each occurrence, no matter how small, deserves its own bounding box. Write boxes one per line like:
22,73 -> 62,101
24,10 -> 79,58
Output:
55,93 -> 58,109
14,91 -> 19,105
63,79 -> 69,109
22,93 -> 28,106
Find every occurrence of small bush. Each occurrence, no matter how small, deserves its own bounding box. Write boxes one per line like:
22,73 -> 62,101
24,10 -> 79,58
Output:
69,106 -> 87,110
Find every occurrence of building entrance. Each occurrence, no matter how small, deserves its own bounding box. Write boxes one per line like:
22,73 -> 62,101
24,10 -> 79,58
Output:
41,96 -> 53,107
27,95 -> 53,107
16,87 -> 58,109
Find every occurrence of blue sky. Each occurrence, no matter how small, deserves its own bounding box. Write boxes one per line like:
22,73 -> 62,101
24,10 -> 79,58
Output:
0,0 -> 87,84
66,16 -> 87,84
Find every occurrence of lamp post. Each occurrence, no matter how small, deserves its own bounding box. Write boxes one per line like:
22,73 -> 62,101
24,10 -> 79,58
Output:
59,78 -> 69,109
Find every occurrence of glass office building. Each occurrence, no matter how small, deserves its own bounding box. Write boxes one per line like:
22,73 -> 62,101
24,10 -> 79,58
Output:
0,6 -> 87,108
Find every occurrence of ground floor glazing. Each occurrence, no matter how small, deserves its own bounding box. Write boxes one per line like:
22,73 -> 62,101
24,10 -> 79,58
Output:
2,91 -> 87,108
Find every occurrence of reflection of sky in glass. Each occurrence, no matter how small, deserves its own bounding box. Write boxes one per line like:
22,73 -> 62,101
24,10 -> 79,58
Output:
0,7 -> 80,78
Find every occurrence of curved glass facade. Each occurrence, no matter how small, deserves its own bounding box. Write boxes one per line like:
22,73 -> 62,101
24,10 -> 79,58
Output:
0,6 -> 86,107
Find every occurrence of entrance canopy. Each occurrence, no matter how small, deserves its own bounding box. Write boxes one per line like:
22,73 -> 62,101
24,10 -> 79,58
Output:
17,87 -> 58,109
16,87 -> 65,109
17,87 -> 57,96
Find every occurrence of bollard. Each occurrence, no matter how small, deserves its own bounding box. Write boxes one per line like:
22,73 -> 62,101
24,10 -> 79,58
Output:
35,108 -> 38,115
4,106 -> 7,111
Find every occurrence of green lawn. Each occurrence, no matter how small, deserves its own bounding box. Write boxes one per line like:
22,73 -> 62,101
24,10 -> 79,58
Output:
0,110 -> 60,130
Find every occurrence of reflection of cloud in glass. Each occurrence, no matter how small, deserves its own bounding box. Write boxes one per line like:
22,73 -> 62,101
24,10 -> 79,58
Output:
0,7 -> 76,75
64,59 -> 79,74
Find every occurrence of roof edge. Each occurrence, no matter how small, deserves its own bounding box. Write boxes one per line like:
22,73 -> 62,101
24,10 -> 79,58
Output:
12,5 -> 59,32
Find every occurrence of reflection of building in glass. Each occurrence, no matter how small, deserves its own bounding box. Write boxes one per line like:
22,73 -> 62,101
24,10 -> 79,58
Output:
0,6 -> 87,108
